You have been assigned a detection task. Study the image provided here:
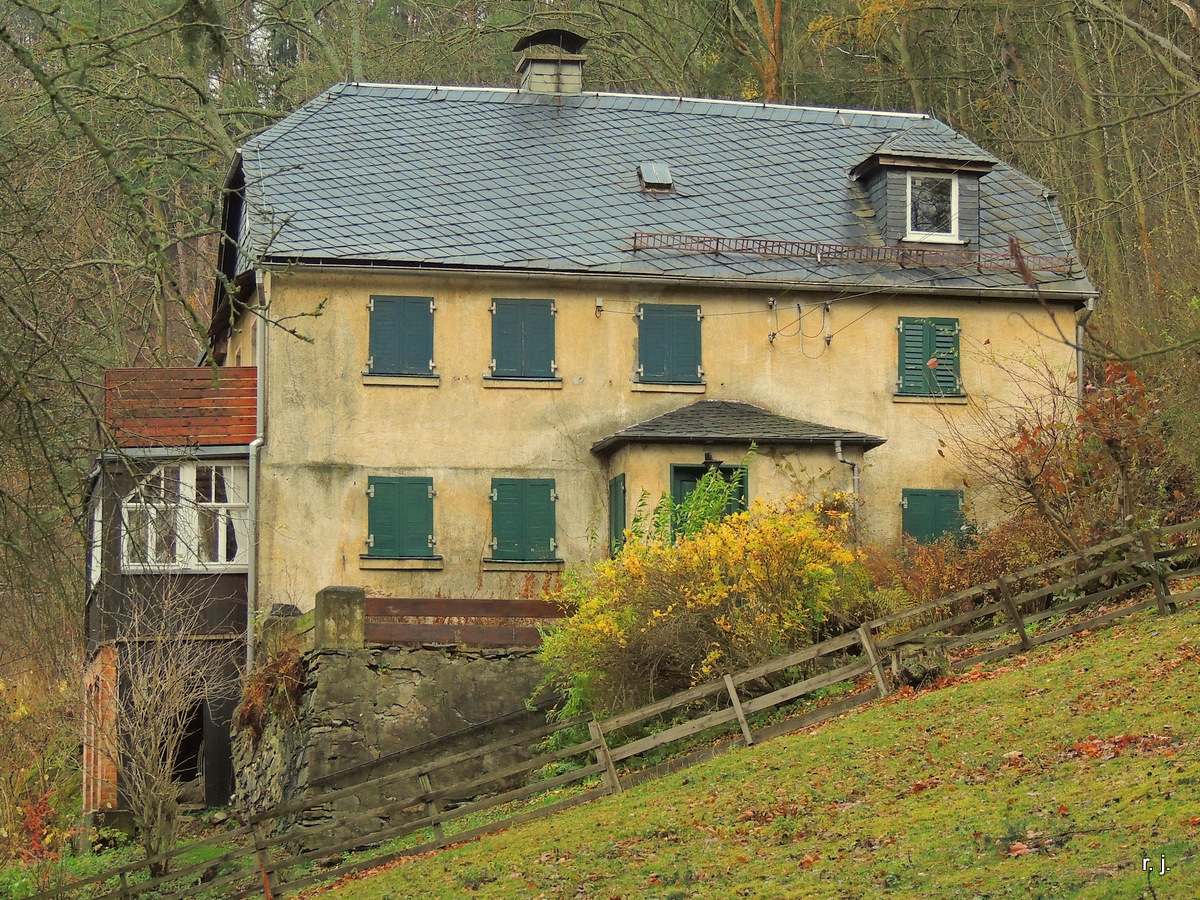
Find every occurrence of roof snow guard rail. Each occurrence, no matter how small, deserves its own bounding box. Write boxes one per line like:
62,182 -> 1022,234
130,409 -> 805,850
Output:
631,231 -> 1077,273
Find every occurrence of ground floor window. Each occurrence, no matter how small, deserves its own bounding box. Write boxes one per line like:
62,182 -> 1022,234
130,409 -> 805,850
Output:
365,476 -> 436,558
490,478 -> 558,561
670,464 -> 748,534
901,488 -> 964,543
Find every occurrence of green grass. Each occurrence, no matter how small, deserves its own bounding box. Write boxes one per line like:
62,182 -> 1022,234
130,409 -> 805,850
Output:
304,602 -> 1200,899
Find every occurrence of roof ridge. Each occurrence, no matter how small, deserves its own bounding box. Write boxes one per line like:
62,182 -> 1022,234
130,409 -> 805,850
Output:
320,81 -> 936,123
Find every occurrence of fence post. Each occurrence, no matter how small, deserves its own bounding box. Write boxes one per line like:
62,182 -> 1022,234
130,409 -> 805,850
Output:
418,771 -> 445,840
252,822 -> 279,899
118,872 -> 129,900
313,585 -> 366,649
996,577 -> 1031,650
588,718 -> 623,795
1139,530 -> 1174,614
723,674 -> 755,746
857,624 -> 889,698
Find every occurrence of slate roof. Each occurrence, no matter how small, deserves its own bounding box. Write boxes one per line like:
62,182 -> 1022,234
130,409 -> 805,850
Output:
591,400 -> 886,455
231,83 -> 1094,298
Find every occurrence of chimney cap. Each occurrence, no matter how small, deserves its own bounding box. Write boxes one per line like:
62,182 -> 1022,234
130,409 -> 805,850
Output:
513,29 -> 589,55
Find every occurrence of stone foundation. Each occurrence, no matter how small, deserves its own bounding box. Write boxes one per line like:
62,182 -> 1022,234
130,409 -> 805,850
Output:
233,644 -> 550,844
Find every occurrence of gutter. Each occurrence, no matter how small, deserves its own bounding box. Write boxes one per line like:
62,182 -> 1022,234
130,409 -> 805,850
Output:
246,273 -> 267,669
834,439 -> 861,496
255,259 -> 1095,308
1076,295 -> 1097,401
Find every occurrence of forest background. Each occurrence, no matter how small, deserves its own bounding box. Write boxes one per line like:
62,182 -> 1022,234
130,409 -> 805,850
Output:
1,0 -> 1199,861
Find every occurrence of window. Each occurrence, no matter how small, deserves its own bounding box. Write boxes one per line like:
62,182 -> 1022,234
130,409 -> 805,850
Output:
638,304 -> 702,384
490,299 -> 556,379
490,478 -> 558,561
367,295 -> 435,375
365,476 -> 436,558
906,173 -> 958,241
608,474 -> 626,555
897,317 -> 962,396
121,463 -> 249,571
902,489 -> 964,543
670,464 -> 747,529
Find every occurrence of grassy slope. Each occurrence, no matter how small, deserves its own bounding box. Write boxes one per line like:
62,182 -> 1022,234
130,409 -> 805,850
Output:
316,604 -> 1200,900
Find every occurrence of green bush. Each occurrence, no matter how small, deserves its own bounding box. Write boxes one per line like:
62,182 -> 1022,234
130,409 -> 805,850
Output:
538,492 -> 887,718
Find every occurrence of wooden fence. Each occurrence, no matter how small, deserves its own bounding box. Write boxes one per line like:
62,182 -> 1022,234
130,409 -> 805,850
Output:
32,522 -> 1200,900
362,596 -> 566,647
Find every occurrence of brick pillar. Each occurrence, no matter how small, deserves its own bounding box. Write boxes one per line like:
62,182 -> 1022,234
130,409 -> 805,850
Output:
82,646 -> 119,814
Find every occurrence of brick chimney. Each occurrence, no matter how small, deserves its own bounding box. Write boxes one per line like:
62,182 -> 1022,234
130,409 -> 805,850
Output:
514,29 -> 588,95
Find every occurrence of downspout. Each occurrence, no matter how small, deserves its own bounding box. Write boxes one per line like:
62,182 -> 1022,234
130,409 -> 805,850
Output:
1076,296 -> 1097,401
834,440 -> 860,496
246,276 -> 267,669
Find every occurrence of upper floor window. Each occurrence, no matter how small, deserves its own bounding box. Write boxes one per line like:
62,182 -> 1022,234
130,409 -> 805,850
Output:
367,295 -> 435,376
121,463 -> 249,572
897,317 -> 963,397
638,304 -> 702,384
490,299 -> 556,379
906,173 -> 958,242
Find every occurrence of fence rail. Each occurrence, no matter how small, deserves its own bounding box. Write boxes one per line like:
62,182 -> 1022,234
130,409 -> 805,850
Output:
34,522 -> 1200,900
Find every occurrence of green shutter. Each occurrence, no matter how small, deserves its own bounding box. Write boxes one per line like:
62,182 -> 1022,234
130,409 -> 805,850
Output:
368,298 -> 403,375
638,305 -> 671,382
898,317 -> 961,396
367,476 -> 434,558
367,476 -> 402,557
898,317 -> 930,394
667,306 -> 702,383
490,478 -> 557,560
524,301 -> 555,378
930,319 -> 960,394
902,488 -> 964,543
491,479 -> 523,559
398,477 -> 434,557
399,297 -> 433,374
608,474 -> 626,555
370,295 -> 433,375
524,479 -> 557,559
492,300 -> 523,377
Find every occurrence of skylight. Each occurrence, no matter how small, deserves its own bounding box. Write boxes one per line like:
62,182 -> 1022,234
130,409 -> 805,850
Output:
638,163 -> 673,193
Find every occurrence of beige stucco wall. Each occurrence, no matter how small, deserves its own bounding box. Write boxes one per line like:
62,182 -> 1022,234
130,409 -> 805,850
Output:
234,268 -> 1078,613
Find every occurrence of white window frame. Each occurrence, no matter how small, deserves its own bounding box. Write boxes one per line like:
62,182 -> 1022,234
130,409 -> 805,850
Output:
88,498 -> 103,588
120,462 -> 249,573
905,172 -> 960,243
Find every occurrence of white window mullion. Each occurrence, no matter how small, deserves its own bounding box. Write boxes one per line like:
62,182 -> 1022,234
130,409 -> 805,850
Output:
178,463 -> 199,568
89,500 -> 103,587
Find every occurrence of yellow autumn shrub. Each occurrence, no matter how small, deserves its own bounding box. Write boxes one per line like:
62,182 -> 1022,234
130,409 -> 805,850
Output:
538,496 -> 874,718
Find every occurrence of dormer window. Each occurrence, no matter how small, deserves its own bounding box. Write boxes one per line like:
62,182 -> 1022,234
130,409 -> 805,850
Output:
850,128 -> 994,248
906,173 -> 958,242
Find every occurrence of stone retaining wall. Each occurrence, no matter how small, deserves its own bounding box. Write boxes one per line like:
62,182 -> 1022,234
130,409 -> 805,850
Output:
232,639 -> 549,844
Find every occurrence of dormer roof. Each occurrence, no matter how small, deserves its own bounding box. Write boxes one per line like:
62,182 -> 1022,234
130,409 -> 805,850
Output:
851,121 -> 999,179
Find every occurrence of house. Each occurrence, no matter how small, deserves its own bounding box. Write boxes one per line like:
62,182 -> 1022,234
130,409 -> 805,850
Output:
84,31 -> 1094,814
